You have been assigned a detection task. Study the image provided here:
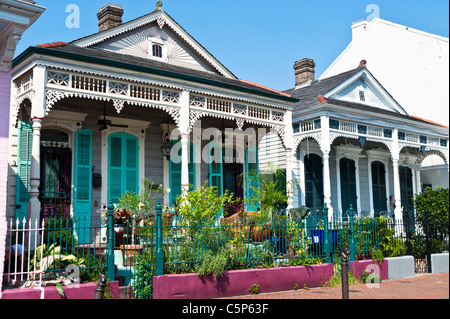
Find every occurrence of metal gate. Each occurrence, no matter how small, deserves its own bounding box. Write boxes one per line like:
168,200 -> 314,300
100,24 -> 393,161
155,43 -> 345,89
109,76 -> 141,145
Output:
39,142 -> 72,221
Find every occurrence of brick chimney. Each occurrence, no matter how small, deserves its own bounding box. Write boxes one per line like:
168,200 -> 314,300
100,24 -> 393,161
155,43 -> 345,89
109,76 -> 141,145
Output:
294,58 -> 315,88
97,3 -> 124,32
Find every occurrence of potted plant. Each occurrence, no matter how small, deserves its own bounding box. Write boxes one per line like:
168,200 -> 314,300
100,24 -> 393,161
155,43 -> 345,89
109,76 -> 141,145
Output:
117,179 -> 167,265
112,205 -> 132,248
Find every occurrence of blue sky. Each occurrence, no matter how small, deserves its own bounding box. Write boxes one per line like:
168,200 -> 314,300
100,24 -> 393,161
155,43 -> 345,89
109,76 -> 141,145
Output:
15,0 -> 449,91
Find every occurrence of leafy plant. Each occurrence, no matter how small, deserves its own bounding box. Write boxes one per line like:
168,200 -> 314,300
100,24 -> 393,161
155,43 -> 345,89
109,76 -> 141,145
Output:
177,183 -> 233,219
29,243 -> 83,274
56,283 -> 65,297
44,218 -> 77,254
195,219 -> 232,279
245,163 -> 289,219
371,248 -> 384,265
249,284 -> 260,295
413,187 -> 449,248
360,270 -> 381,284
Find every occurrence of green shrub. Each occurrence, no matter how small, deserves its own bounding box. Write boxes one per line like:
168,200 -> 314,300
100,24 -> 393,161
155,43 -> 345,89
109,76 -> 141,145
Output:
413,187 -> 449,237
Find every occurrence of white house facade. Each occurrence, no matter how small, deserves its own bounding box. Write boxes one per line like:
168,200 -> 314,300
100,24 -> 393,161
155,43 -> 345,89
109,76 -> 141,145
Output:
278,58 -> 448,222
0,0 -> 45,297
6,4 -> 298,247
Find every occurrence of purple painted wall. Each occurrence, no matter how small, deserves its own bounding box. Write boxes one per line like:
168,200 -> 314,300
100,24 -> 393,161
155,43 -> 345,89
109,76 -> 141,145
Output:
349,259 -> 389,281
1,280 -> 119,299
153,263 -> 334,299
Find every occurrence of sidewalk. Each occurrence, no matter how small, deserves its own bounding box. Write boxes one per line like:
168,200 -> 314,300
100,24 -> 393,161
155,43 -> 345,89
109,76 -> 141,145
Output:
223,273 -> 449,299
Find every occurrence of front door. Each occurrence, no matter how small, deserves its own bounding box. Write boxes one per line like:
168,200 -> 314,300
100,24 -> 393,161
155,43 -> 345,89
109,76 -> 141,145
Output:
39,129 -> 72,220
400,166 -> 415,228
340,158 -> 357,214
223,163 -> 243,200
73,129 -> 93,244
304,154 -> 324,225
371,161 -> 387,217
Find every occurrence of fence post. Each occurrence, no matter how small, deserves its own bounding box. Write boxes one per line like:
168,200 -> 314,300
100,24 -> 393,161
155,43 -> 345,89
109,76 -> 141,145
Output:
107,201 -> 115,282
323,204 -> 330,263
155,200 -> 164,276
425,208 -> 432,273
348,205 -> 356,261
404,207 -> 412,256
93,274 -> 108,299
340,245 -> 350,299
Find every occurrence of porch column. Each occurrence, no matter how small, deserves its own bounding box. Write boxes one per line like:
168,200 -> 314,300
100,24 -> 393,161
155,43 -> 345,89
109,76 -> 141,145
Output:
284,110 -> 295,211
179,89 -> 191,200
323,150 -> 333,218
28,117 -> 42,223
391,129 -> 402,220
392,159 -> 402,220
320,115 -> 333,218
285,148 -> 294,210
180,133 -> 190,198
298,148 -> 306,206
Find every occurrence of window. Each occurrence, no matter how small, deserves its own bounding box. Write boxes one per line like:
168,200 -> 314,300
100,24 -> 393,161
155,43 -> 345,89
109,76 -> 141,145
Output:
359,90 -> 366,102
152,44 -> 163,58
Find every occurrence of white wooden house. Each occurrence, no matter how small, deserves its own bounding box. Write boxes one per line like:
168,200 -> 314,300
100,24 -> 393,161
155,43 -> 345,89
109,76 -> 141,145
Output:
7,4 -> 298,244
284,58 -> 449,221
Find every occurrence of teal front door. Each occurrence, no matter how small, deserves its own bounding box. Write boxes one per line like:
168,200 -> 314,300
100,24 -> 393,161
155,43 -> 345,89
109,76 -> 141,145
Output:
108,133 -> 139,204
340,158 -> 357,213
73,129 -> 92,244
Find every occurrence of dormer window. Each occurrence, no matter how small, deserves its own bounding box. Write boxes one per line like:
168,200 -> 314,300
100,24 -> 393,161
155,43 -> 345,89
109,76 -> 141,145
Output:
152,44 -> 163,58
359,90 -> 366,102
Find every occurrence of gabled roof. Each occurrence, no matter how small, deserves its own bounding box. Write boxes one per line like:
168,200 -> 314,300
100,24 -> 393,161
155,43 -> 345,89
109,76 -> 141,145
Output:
285,64 -> 446,128
69,9 -> 237,79
284,67 -> 361,111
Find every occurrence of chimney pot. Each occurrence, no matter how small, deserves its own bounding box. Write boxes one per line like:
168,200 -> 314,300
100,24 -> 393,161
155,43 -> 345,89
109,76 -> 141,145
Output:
97,3 -> 124,32
358,59 -> 367,68
293,58 -> 315,87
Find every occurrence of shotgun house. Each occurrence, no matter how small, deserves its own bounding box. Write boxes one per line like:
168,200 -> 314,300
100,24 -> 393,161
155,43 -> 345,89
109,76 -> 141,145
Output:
7,4 -> 298,244
283,58 -> 449,222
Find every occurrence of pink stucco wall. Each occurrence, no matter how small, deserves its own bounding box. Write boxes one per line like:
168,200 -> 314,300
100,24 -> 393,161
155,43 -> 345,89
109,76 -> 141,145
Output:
152,263 -> 334,299
0,66 -> 12,297
1,280 -> 120,299
349,259 -> 389,281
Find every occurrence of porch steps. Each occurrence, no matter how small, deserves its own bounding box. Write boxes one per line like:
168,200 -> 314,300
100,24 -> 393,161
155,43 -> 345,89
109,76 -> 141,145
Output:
114,250 -> 135,287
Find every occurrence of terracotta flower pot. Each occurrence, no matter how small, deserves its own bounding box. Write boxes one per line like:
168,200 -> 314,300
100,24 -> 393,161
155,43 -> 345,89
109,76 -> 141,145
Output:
252,226 -> 271,242
120,244 -> 143,266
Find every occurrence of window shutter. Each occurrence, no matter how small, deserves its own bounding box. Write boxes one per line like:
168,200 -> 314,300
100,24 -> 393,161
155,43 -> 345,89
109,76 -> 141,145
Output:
15,121 -> 33,222
245,147 -> 259,211
74,129 -> 92,244
170,141 -> 195,203
209,143 -> 223,195
108,133 -> 139,204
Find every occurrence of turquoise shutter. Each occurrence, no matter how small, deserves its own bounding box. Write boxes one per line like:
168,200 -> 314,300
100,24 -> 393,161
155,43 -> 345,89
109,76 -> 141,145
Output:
15,121 -> 33,222
108,133 -> 139,204
246,147 -> 260,211
73,129 -> 92,244
209,143 -> 223,195
169,141 -> 195,203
